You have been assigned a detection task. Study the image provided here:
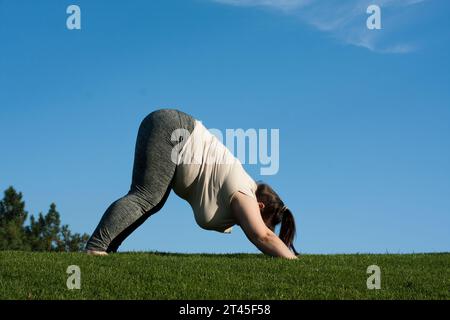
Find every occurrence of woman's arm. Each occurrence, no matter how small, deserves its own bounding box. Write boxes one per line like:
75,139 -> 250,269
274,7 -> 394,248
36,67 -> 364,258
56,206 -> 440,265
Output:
231,192 -> 297,259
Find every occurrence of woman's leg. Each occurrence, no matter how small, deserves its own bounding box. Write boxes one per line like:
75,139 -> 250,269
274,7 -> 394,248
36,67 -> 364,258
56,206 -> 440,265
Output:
85,109 -> 195,252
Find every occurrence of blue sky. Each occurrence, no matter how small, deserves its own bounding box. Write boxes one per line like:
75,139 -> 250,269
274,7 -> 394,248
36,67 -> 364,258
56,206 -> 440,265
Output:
1,0 -> 449,254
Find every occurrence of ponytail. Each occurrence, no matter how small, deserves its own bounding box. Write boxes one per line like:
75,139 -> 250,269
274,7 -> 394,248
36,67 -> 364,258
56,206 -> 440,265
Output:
256,183 -> 300,256
279,209 -> 299,255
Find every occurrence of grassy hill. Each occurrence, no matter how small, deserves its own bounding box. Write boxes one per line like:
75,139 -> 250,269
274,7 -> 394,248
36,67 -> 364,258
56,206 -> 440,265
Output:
0,251 -> 448,300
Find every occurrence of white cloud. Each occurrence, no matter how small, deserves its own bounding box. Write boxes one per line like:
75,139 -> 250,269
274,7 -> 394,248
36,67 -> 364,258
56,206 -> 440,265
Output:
213,0 -> 312,11
211,0 -> 429,53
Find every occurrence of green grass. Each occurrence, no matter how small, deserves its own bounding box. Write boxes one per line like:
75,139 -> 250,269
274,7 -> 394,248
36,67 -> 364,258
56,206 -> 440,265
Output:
0,251 -> 449,300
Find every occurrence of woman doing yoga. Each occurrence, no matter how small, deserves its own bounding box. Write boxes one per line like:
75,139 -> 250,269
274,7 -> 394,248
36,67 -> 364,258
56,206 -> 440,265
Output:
85,109 -> 298,259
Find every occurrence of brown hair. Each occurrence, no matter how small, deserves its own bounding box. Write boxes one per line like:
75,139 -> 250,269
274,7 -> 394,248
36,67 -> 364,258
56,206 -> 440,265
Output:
255,183 -> 299,255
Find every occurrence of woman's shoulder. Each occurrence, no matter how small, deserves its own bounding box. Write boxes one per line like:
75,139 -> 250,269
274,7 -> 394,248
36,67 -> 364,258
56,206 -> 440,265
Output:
225,162 -> 257,203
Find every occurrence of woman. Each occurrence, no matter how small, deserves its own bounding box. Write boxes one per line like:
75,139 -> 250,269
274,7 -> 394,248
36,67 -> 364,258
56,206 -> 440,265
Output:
86,109 -> 298,259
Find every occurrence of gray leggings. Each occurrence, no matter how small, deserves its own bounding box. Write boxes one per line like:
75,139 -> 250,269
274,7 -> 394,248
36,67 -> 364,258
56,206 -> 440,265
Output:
86,109 -> 195,252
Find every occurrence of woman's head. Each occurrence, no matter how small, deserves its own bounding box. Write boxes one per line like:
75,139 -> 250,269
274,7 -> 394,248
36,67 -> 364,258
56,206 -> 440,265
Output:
255,183 -> 299,255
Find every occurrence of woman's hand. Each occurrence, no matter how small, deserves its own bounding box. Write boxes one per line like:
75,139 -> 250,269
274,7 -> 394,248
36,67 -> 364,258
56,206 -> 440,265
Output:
231,192 -> 297,259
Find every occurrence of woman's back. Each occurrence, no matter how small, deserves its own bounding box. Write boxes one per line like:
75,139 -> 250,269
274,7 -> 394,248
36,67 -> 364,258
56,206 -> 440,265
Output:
172,120 -> 257,233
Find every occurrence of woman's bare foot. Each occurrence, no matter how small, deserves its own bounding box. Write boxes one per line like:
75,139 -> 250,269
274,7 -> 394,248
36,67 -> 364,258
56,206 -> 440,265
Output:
86,249 -> 109,256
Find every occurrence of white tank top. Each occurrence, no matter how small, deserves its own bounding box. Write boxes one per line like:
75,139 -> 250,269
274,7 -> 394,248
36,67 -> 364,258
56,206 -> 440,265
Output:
172,120 -> 257,233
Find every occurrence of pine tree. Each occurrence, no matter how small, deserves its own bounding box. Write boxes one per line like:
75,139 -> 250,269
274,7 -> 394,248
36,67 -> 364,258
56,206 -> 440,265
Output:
25,203 -> 89,252
0,187 -> 28,250
1,186 -> 89,252
42,203 -> 62,251
26,204 -> 63,251
59,224 -> 90,252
